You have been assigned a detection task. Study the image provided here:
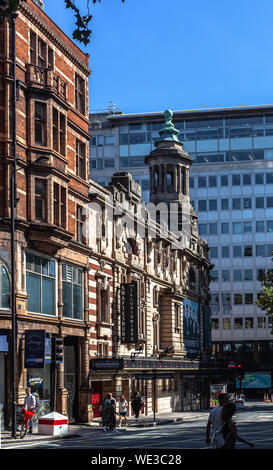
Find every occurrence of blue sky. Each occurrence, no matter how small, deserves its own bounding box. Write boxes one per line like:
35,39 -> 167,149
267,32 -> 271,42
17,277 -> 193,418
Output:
44,0 -> 273,114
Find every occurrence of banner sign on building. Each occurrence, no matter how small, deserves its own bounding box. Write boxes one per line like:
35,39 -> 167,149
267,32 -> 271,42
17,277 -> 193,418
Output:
90,358 -> 123,370
25,330 -> 46,369
120,281 -> 138,344
183,299 -> 200,357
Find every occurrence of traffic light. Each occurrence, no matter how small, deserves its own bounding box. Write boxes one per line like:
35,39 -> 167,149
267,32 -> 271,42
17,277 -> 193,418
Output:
236,363 -> 244,379
52,337 -> 64,364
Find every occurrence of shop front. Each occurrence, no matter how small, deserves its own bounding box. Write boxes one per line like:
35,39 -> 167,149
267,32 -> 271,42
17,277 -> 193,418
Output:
89,357 -> 211,416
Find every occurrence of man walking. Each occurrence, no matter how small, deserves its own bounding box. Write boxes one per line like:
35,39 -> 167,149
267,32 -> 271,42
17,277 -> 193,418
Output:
23,387 -> 36,434
206,393 -> 229,446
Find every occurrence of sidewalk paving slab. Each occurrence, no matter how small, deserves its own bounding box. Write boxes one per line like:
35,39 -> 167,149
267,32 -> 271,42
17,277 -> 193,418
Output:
1,410 -> 209,445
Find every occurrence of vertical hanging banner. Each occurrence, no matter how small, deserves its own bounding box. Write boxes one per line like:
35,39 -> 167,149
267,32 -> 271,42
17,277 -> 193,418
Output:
120,281 -> 138,343
25,330 -> 46,368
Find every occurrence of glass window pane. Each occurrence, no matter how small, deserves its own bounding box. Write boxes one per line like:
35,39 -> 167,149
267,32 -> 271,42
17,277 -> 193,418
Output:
256,197 -> 264,209
209,247 -> 218,258
34,255 -> 41,273
209,200 -> 217,211
243,174 -> 252,185
243,198 -> 252,209
256,245 -> 265,257
232,175 -> 241,185
256,221 -> 264,232
233,246 -> 242,257
221,223 -> 229,234
222,246 -> 229,257
1,266 -> 10,308
198,200 -> 207,211
26,273 -> 41,313
244,269 -> 253,280
221,175 -> 228,186
233,222 -> 242,233
208,176 -> 217,187
198,177 -> 206,188
63,282 -> 72,318
233,199 -> 241,210
42,277 -> 55,315
244,222 -> 252,233
221,199 -> 228,210
234,294 -> 242,305
222,270 -> 230,282
234,270 -> 242,281
209,223 -> 217,235
255,173 -> 264,184
73,285 -> 83,320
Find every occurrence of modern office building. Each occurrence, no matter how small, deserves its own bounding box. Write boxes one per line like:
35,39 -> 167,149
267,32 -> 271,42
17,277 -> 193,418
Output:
89,104 -> 273,386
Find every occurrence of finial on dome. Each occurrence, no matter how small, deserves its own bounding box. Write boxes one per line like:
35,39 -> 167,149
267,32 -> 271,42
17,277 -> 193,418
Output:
158,109 -> 181,143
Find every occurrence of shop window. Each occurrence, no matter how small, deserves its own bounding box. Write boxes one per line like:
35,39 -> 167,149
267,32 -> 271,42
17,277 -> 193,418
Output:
62,264 -> 83,320
26,253 -> 56,315
27,365 -> 51,400
0,261 -> 10,309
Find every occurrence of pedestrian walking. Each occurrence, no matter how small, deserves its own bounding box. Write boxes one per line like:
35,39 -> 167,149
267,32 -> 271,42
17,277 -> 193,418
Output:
118,395 -> 128,427
23,387 -> 36,434
206,393 -> 229,445
131,392 -> 144,420
101,393 -> 119,432
218,402 -> 254,449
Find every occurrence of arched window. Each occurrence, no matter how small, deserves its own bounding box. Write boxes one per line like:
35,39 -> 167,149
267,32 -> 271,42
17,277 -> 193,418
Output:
0,262 -> 10,309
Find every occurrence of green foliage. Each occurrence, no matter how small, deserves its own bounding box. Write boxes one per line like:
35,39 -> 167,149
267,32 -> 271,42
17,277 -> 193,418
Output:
0,0 -> 125,45
256,267 -> 273,333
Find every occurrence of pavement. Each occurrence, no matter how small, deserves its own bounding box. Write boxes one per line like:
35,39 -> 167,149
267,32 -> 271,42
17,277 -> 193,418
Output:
1,401 -> 271,446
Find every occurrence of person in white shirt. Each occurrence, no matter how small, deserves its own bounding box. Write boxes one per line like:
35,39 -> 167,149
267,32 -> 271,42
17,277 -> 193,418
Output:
206,393 -> 229,445
23,388 -> 36,434
118,395 -> 128,427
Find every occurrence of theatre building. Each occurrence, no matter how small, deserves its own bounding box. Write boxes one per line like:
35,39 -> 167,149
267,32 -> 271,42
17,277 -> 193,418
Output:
87,112 -> 215,418
0,0 -> 91,426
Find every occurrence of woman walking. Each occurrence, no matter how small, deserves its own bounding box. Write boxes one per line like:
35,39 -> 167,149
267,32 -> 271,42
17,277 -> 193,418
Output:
118,395 -> 128,427
219,402 -> 254,449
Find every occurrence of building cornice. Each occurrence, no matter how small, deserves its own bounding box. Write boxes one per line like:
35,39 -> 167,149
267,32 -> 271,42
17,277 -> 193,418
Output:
19,1 -> 91,77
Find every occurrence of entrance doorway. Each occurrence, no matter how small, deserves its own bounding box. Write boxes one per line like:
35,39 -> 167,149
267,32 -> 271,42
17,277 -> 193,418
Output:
64,337 -> 79,423
91,382 -> 102,418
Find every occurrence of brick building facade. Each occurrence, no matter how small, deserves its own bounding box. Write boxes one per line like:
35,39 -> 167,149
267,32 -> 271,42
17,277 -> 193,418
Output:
0,0 -> 92,425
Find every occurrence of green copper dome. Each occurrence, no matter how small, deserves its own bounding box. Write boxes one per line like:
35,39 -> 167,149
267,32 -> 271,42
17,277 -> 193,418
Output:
158,109 -> 181,143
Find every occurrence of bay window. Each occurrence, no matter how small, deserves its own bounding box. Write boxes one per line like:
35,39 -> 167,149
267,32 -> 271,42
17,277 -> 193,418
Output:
62,264 -> 83,320
26,253 -> 56,315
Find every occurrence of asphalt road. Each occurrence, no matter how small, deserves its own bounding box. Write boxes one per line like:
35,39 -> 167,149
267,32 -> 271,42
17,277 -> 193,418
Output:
3,403 -> 273,450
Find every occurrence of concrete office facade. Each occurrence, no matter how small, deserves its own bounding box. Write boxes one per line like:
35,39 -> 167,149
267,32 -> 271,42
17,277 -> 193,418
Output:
89,106 -> 273,376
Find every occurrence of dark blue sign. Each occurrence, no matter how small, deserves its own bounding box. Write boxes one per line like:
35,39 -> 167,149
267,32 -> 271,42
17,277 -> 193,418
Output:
0,335 -> 8,352
25,330 -> 46,368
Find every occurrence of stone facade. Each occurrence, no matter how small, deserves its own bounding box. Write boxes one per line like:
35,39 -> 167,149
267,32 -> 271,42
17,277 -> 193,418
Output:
87,112 -> 212,417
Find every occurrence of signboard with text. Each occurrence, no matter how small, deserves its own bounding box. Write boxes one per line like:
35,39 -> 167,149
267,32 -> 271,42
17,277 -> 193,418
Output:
25,330 -> 46,369
120,282 -> 139,344
183,299 -> 200,357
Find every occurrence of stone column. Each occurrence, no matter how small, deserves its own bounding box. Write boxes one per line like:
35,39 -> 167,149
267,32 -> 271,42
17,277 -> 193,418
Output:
177,165 -> 182,193
185,167 -> 189,195
174,166 -> 178,193
79,338 -> 93,422
56,357 -> 68,416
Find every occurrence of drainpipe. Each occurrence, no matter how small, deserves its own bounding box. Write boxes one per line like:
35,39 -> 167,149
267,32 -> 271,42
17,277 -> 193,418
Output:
11,12 -> 18,440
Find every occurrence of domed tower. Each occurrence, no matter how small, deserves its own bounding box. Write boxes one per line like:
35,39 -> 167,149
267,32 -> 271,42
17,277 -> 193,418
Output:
145,109 -> 194,234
